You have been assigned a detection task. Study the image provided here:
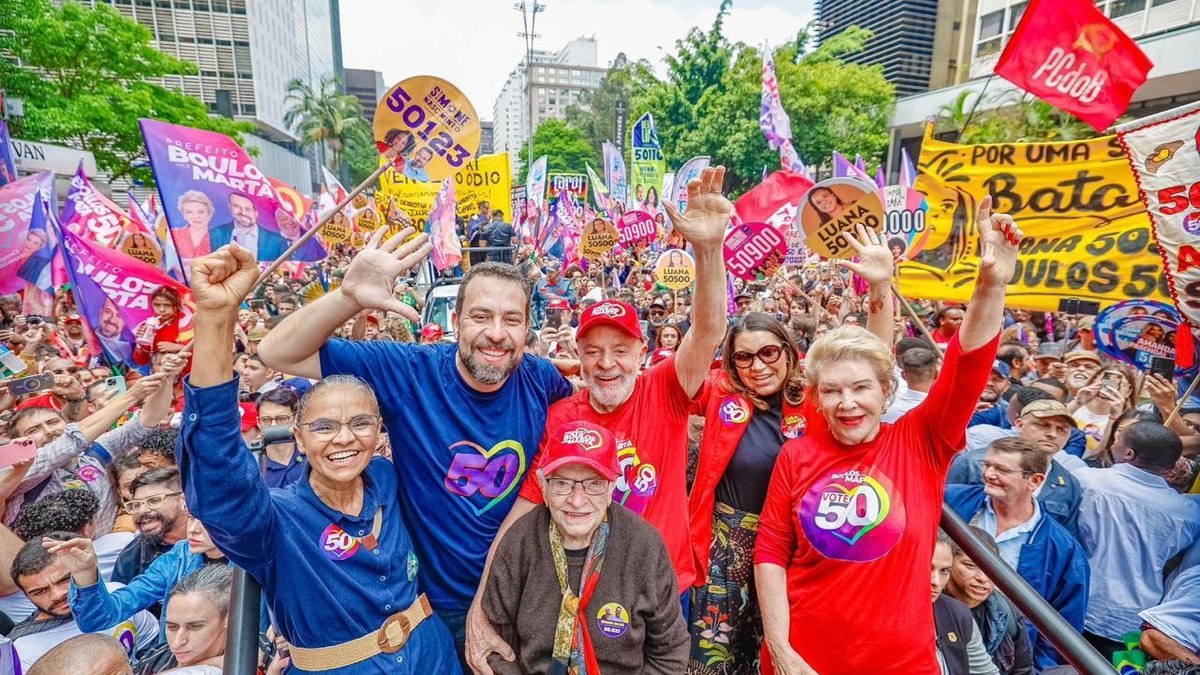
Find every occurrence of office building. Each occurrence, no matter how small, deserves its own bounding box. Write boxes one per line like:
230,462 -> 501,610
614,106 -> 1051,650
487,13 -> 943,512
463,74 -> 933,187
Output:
345,67 -> 387,124
887,0 -> 1200,174
86,0 -> 345,189
492,37 -> 606,172
816,0 -> 945,97
480,121 -> 494,156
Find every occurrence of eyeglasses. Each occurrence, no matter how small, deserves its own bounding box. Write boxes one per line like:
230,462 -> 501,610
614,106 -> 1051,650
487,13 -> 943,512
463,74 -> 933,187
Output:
732,344 -> 785,368
124,491 -> 182,514
977,460 -> 1033,478
545,477 -> 611,496
298,415 -> 380,439
258,414 -> 295,426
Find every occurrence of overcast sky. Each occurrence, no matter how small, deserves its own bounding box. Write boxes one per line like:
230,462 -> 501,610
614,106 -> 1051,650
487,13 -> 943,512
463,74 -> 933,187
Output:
339,0 -> 815,120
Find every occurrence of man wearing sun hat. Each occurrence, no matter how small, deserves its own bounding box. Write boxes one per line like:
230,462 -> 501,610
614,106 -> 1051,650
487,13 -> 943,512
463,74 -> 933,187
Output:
480,420 -> 688,674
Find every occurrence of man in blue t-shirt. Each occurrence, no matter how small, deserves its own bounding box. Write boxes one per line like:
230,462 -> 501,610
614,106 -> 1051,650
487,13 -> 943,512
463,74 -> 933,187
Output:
258,227 -> 573,665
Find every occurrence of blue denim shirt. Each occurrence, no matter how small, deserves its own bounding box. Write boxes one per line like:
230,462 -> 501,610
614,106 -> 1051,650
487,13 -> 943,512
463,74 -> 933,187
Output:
176,375 -> 456,674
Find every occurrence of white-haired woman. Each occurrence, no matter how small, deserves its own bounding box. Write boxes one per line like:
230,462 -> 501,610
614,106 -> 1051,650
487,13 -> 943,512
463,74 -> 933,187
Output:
753,197 -> 1024,675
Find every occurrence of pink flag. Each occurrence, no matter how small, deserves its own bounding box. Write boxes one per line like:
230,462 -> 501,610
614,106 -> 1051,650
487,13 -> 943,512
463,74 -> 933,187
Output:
429,178 -> 462,271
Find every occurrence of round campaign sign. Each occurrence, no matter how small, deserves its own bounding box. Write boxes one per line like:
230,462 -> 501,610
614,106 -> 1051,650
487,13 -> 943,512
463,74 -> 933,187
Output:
118,232 -> 162,266
617,210 -> 657,249
724,221 -> 787,281
319,210 -> 353,245
798,177 -> 885,259
373,76 -> 481,181
654,248 -> 695,291
1094,299 -> 1180,368
879,185 -> 929,260
1104,315 -> 1179,371
580,218 -> 619,260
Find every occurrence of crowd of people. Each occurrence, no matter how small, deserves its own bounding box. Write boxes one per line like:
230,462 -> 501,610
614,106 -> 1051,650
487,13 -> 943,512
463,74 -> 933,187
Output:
0,168 -> 1198,675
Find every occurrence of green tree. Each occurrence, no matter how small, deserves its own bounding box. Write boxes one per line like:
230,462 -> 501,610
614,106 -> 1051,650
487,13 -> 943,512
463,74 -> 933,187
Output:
342,132 -> 382,187
513,118 -> 599,180
283,75 -> 372,171
565,53 -> 659,158
936,89 -> 1096,143
0,0 -> 252,184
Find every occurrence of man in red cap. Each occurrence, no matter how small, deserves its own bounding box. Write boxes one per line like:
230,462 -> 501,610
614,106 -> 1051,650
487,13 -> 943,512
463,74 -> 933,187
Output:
479,420 -> 687,674
469,166 -> 733,673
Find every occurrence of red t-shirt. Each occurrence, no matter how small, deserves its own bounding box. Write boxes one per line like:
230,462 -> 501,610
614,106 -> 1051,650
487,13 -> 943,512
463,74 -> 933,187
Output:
754,334 -> 997,675
519,355 -> 698,590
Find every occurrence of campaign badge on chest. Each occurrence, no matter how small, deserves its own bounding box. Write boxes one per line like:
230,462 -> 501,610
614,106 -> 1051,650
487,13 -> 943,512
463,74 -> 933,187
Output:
319,524 -> 359,561
596,603 -> 630,638
782,413 -> 807,439
719,397 -> 749,427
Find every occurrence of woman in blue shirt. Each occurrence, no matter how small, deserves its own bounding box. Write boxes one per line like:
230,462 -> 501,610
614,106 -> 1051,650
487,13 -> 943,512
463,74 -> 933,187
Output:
176,243 -> 457,674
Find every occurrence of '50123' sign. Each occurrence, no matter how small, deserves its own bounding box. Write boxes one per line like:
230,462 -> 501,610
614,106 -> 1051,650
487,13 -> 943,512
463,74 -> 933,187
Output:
374,76 -> 481,181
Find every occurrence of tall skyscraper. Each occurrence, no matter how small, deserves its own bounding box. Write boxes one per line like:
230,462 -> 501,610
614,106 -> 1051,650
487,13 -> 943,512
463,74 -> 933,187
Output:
88,0 -> 344,189
816,0 -> 957,97
345,68 -> 386,124
493,37 -> 606,173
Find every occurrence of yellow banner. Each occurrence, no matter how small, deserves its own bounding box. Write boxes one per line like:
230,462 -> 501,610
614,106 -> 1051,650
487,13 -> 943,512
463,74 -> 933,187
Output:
899,125 -> 1169,310
377,152 -> 512,230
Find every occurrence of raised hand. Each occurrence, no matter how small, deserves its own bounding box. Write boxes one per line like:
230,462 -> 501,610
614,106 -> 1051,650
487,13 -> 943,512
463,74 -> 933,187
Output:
975,195 -> 1023,287
42,536 -> 99,581
663,166 -> 733,248
192,244 -> 260,314
834,224 -> 894,287
339,227 -> 431,321
128,372 -> 169,401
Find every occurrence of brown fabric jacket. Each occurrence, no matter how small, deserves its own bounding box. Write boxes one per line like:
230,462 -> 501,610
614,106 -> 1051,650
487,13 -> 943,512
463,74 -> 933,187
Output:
482,504 -> 688,674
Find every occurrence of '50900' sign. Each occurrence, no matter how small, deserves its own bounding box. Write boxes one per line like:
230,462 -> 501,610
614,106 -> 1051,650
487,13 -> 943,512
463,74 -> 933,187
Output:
724,222 -> 787,281
374,76 -> 481,181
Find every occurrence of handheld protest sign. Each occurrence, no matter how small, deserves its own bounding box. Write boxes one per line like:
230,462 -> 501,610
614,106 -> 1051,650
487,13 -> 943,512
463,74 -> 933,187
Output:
617,210 -> 657,249
724,222 -> 787,281
118,232 -> 163,266
654,249 -> 695,290
880,185 -> 929,259
1095,299 -> 1184,371
799,177 -> 884,259
374,76 -> 481,181
580,218 -> 619,260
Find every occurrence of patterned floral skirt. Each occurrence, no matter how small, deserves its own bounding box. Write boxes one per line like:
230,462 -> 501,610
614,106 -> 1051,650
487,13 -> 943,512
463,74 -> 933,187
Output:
686,501 -> 762,675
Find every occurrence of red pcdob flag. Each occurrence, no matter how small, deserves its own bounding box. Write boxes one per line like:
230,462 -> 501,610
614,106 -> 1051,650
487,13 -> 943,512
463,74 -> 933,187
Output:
995,0 -> 1152,131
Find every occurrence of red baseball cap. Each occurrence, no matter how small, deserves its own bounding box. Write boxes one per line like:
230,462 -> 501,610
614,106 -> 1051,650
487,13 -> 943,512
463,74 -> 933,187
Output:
420,323 -> 444,340
238,402 -> 259,432
576,300 -> 643,341
540,421 -> 619,481
547,297 -> 571,312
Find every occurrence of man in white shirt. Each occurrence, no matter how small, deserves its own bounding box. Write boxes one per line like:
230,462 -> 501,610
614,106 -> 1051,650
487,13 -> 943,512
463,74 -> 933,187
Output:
9,535 -> 157,671
1074,421 -> 1200,659
883,346 -> 937,423
12,488 -> 135,583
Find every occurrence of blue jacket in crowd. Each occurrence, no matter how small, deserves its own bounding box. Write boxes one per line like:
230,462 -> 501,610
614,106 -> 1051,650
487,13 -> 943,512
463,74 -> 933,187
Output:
945,484 -> 1091,670
70,539 -> 210,643
947,447 -> 1083,537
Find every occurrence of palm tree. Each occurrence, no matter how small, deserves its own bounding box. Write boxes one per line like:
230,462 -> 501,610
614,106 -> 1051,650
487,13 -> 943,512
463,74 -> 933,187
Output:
283,74 -> 372,171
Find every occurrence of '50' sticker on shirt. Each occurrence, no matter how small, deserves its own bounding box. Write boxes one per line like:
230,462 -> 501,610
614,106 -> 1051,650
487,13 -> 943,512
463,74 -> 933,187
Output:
321,524 -> 360,561
799,468 -> 905,562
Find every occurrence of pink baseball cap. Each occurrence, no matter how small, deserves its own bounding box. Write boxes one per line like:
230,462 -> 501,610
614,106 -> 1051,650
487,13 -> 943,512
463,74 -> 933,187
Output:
576,300 -> 643,341
540,421 -> 619,481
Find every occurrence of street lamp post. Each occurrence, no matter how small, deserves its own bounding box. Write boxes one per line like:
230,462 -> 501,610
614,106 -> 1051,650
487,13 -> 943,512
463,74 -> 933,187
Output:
515,1 -> 544,176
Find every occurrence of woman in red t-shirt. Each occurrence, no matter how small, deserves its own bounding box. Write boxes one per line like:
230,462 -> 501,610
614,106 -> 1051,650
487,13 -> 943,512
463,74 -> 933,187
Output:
685,226 -> 896,675
753,197 -> 1024,675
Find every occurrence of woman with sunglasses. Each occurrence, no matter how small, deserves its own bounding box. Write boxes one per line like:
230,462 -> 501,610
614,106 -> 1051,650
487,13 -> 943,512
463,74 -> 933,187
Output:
684,225 -> 896,674
754,200 -> 1023,675
178,244 -> 456,673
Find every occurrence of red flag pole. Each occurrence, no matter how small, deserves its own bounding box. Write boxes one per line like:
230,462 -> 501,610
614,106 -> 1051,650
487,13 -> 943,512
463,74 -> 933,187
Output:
955,73 -> 996,143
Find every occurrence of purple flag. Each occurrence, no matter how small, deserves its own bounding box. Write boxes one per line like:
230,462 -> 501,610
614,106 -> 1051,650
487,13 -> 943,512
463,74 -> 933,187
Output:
0,121 -> 16,187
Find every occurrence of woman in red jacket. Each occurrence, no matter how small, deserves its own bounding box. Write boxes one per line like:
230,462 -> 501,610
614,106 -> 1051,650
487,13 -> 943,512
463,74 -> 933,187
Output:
753,197 -> 1023,675
686,225 -> 895,675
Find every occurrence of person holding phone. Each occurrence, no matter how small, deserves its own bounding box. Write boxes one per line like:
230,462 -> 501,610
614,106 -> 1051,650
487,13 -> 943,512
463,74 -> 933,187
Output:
1068,365 -> 1136,453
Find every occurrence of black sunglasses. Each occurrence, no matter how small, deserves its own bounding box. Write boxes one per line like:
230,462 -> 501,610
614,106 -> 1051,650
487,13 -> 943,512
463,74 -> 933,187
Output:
732,344 -> 785,368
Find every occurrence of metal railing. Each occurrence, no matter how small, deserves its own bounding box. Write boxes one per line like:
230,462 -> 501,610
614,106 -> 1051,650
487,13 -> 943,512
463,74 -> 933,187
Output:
941,505 -> 1113,674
